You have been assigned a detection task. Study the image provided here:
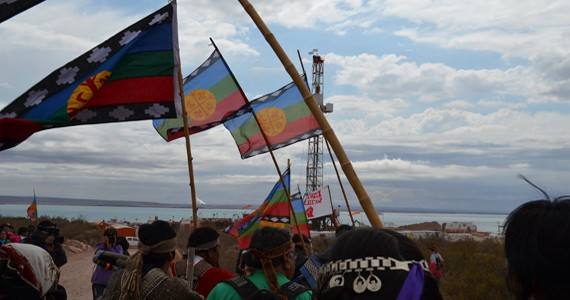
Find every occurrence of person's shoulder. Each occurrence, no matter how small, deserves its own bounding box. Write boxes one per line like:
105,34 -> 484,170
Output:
207,281 -> 241,300
295,289 -> 313,300
161,277 -> 202,300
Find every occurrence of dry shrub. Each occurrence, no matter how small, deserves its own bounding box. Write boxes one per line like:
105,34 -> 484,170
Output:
416,238 -> 513,300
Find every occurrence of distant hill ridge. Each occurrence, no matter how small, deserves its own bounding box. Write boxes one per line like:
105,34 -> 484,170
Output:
0,195 -> 508,215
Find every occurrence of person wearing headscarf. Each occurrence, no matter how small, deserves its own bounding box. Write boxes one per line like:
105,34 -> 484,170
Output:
0,243 -> 67,300
315,228 -> 442,300
208,227 -> 311,300
101,220 -> 201,300
183,227 -> 234,298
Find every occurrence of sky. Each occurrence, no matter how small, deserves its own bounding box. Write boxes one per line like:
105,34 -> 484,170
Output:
1,0 -> 569,213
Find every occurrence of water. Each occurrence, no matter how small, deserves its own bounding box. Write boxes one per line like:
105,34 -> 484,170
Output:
0,204 -> 507,233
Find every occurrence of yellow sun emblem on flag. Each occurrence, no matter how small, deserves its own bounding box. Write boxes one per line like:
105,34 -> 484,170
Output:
67,70 -> 111,119
257,107 -> 287,137
185,89 -> 217,121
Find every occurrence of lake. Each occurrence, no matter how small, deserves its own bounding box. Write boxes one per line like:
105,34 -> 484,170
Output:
0,204 -> 507,233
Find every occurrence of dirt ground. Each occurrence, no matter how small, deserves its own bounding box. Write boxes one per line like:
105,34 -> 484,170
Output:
59,246 -> 95,300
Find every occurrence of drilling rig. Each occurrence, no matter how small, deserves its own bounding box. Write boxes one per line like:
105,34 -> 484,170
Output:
305,49 -> 335,230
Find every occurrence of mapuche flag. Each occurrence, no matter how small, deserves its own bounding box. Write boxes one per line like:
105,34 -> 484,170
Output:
0,2 -> 181,151
226,168 -> 292,249
153,48 -> 247,140
27,191 -> 38,223
0,0 -> 44,24
224,80 -> 322,159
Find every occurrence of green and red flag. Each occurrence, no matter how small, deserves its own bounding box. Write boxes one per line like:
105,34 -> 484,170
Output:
225,168 -> 291,249
153,48 -> 248,140
27,191 -> 38,223
0,0 -> 45,23
0,2 -> 181,151
291,192 -> 310,238
224,80 -> 322,159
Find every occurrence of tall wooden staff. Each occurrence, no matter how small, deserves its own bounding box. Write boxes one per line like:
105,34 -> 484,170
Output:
173,2 -> 199,228
326,185 -> 340,228
237,0 -> 383,228
177,70 -> 199,229
325,140 -> 356,226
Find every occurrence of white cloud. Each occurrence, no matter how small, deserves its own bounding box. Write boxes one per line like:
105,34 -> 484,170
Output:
177,1 -> 259,65
379,1 -> 570,103
384,0 -> 570,57
329,94 -> 408,117
253,0 -> 372,34
349,157 -> 493,180
326,52 -> 568,103
334,108 -> 570,156
443,100 -> 473,110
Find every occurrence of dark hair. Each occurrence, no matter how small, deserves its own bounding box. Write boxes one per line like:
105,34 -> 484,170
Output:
138,220 -> 176,270
250,227 -> 291,268
104,227 -> 117,237
504,198 -> 570,299
317,228 -> 438,300
116,236 -> 129,255
187,226 -> 219,248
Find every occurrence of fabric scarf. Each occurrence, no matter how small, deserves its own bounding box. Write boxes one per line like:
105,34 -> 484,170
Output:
0,243 -> 59,297
119,238 -> 176,300
396,263 -> 425,300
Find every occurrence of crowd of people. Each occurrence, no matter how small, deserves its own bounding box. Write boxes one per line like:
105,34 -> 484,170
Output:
1,192 -> 569,299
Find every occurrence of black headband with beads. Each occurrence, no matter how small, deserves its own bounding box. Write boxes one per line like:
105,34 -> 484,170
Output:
318,256 -> 430,294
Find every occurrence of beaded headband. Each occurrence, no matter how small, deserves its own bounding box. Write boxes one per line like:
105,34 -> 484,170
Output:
319,256 -> 430,294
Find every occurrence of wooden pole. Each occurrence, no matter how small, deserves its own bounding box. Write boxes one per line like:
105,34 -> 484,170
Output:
177,70 -> 199,229
288,159 -> 307,253
325,139 -> 356,226
237,0 -> 383,228
326,185 -> 339,228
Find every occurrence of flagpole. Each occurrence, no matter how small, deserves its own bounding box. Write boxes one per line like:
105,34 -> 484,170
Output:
237,0 -> 383,228
326,185 -> 339,229
325,139 -> 356,226
32,188 -> 38,225
210,37 -> 305,236
177,69 -> 199,229
34,189 -> 37,224
287,159 -> 306,251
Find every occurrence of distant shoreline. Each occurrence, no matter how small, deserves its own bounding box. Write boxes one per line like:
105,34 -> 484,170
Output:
0,195 -> 509,215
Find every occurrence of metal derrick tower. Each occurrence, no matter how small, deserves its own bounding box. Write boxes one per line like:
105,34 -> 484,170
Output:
305,49 -> 333,194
